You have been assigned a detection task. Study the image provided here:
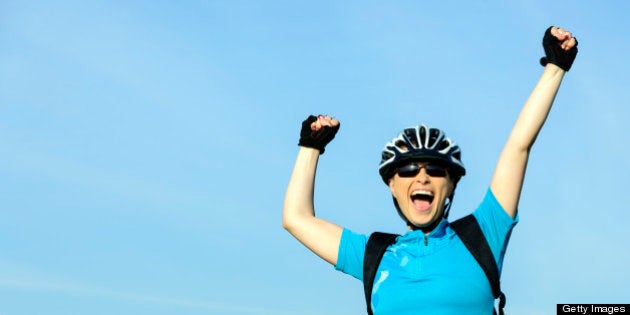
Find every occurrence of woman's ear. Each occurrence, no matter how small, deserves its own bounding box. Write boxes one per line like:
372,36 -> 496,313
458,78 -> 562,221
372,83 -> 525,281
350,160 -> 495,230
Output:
388,177 -> 396,195
446,172 -> 456,195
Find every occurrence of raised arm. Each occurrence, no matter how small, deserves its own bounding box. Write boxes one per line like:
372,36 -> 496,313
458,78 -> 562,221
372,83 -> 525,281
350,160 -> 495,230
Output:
282,115 -> 343,265
490,26 -> 578,219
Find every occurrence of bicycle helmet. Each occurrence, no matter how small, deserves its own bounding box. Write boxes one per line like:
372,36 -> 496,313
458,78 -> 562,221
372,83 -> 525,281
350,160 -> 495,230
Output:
379,124 -> 466,223
379,124 -> 466,184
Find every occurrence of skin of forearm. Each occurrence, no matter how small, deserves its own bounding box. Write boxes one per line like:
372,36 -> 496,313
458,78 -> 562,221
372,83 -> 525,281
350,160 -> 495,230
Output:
507,64 -> 565,153
490,64 -> 566,217
282,147 -> 320,229
282,147 -> 342,265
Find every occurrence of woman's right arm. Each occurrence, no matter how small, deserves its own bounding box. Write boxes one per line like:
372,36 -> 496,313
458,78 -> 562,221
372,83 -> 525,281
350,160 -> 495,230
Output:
282,116 -> 343,266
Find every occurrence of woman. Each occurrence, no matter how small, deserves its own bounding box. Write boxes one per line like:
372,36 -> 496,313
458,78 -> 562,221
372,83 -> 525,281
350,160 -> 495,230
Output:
283,26 -> 578,314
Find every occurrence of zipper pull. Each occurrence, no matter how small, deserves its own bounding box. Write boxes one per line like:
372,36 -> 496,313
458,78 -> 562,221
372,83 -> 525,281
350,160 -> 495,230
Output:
424,236 -> 428,246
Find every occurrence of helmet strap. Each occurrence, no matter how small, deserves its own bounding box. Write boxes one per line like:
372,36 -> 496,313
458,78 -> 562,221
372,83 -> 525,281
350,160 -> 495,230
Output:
443,192 -> 454,219
442,181 -> 458,219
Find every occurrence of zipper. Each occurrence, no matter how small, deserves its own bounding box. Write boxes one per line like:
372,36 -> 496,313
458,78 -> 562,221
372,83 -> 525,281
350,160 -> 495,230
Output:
424,236 -> 428,246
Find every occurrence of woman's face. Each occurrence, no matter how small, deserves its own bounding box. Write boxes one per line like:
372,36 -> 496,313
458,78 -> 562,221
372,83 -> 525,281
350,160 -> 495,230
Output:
388,162 -> 454,231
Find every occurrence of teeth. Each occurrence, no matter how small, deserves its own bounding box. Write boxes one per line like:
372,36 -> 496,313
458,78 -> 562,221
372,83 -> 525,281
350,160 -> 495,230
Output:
411,190 -> 433,197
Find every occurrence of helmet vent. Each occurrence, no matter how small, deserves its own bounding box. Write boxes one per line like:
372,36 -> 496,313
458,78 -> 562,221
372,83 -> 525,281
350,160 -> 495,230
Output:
453,151 -> 461,160
428,129 -> 440,147
439,138 -> 450,151
403,129 -> 419,148
395,139 -> 408,151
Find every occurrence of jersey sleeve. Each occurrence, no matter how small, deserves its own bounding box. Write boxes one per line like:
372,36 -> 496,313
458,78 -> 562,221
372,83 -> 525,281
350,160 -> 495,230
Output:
472,188 -> 519,273
334,228 -> 369,281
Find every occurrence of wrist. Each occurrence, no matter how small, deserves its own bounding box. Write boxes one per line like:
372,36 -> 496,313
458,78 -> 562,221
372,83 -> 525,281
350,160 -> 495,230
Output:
298,146 -> 322,155
542,63 -> 566,77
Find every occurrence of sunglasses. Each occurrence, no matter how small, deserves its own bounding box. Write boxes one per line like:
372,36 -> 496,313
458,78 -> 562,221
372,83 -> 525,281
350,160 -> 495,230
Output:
396,163 -> 448,178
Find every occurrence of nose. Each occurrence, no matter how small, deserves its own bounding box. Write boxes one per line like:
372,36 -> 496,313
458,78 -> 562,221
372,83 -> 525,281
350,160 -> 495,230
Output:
415,167 -> 430,183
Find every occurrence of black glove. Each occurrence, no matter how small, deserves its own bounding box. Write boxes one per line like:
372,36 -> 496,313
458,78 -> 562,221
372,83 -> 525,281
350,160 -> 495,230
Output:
298,115 -> 340,154
539,26 -> 578,71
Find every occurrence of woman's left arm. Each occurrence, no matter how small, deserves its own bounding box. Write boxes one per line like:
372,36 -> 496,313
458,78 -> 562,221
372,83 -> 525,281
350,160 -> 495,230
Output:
490,26 -> 578,219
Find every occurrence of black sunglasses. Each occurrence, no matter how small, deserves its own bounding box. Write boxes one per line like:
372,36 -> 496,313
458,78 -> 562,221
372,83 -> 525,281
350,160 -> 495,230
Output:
396,163 -> 448,178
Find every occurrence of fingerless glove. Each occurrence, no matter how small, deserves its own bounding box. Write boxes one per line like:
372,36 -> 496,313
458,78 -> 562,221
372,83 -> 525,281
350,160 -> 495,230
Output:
298,115 -> 340,154
539,26 -> 578,71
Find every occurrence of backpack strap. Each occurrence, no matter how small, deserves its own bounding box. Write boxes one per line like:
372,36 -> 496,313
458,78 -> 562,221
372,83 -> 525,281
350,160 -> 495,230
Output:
451,214 -> 506,315
363,232 -> 399,315
362,215 -> 507,315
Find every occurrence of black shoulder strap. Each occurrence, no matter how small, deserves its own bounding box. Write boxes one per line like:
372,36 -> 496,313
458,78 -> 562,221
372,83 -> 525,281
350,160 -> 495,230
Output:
363,232 -> 399,315
451,214 -> 506,315
362,216 -> 507,315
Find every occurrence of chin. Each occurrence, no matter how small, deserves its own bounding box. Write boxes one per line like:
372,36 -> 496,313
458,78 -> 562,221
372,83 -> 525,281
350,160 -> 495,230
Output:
409,213 -> 442,228
408,217 -> 436,228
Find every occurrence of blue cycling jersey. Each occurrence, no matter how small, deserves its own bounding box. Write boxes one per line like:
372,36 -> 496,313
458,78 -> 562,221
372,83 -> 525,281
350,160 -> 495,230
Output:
335,189 -> 518,315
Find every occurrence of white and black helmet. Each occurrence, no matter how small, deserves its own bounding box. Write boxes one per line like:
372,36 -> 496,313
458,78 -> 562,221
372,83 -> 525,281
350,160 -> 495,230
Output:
379,124 -> 466,184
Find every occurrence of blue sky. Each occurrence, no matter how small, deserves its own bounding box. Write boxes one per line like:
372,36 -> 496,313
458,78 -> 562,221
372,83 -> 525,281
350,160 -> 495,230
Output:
1,1 -> 629,314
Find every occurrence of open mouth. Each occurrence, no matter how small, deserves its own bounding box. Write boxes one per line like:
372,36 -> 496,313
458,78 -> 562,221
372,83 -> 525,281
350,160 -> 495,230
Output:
410,190 -> 433,211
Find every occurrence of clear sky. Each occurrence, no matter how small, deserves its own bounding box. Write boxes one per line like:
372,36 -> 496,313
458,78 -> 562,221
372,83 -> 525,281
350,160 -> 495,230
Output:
1,1 -> 629,314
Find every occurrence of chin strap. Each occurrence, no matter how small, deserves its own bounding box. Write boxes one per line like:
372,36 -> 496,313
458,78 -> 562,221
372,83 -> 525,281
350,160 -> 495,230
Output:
442,191 -> 455,219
